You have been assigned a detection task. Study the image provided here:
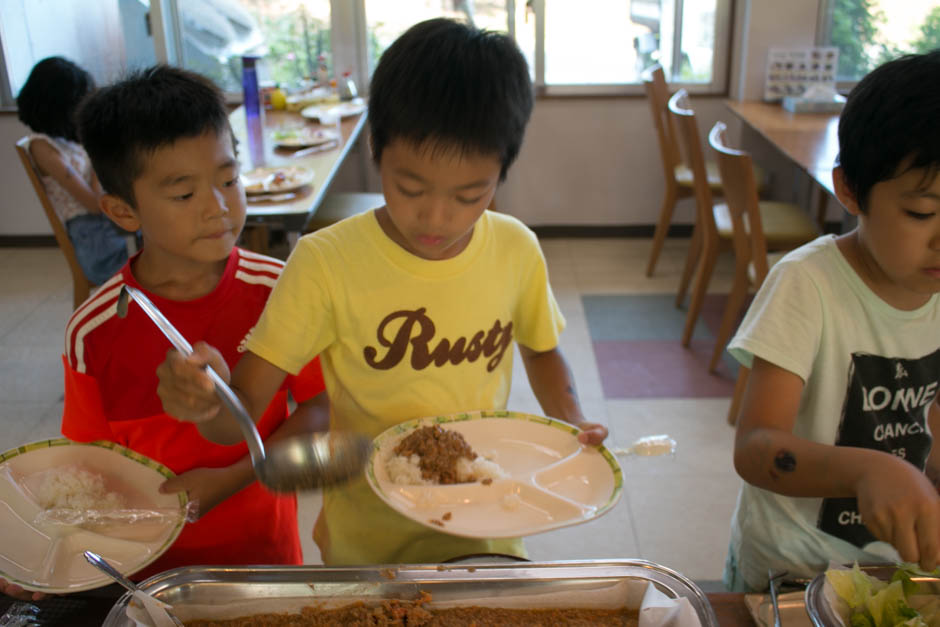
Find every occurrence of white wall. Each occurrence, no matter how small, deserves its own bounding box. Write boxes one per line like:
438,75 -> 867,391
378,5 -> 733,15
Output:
0,0 -> 842,236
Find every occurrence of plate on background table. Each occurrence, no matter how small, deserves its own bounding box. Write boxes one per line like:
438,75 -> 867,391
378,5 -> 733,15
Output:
241,165 -> 314,195
271,127 -> 340,149
0,439 -> 187,593
300,98 -> 367,121
367,410 -> 622,539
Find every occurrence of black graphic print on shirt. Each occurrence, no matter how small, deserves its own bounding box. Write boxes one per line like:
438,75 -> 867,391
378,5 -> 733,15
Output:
363,308 -> 514,372
817,349 -> 940,548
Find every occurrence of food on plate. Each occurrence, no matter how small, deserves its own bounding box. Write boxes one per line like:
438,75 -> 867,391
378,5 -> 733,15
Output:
825,562 -> 940,627
242,167 -> 312,194
37,465 -> 124,512
386,425 -> 506,485
271,127 -> 339,147
183,591 -> 640,626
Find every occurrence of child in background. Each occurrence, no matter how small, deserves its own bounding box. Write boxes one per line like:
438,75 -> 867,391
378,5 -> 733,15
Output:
156,18 -> 608,566
17,57 -> 128,285
725,50 -> 940,592
0,65 -> 328,602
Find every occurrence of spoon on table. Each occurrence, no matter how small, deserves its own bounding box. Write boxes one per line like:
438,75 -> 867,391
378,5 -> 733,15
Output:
116,285 -> 371,492
82,551 -> 183,627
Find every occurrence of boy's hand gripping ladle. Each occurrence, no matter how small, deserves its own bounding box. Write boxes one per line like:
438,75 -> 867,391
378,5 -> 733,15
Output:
116,285 -> 370,492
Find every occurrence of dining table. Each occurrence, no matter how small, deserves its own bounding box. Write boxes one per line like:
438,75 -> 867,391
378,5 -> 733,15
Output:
725,100 -> 841,231
229,104 -> 368,250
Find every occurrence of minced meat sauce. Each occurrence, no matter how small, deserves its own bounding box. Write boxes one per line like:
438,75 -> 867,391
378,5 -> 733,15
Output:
183,593 -> 639,626
393,425 -> 477,484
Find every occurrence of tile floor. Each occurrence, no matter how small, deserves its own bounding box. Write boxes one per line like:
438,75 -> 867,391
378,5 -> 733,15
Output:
0,237 -> 743,588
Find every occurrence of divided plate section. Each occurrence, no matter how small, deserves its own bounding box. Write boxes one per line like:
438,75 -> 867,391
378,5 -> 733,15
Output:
0,439 -> 186,592
368,412 -> 623,538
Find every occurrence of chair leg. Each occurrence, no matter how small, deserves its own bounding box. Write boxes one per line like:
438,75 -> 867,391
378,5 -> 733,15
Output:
676,221 -> 701,308
709,266 -> 750,373
727,366 -> 749,425
73,280 -> 90,310
681,239 -> 718,347
646,185 -> 679,277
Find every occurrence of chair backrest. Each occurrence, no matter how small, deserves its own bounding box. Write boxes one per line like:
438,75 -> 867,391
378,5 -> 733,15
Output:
666,89 -> 716,240
15,137 -> 94,308
642,64 -> 682,182
708,121 -> 770,285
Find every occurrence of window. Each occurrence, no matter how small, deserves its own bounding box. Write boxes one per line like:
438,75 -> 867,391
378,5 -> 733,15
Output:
362,0 -> 732,96
164,0 -> 332,94
0,0 -> 154,106
522,0 -> 732,95
819,0 -> 939,82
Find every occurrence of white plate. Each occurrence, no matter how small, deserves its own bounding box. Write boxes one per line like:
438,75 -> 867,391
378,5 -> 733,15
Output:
367,410 -> 623,539
0,439 -> 187,593
271,127 -> 340,148
241,166 -> 315,195
300,98 -> 367,121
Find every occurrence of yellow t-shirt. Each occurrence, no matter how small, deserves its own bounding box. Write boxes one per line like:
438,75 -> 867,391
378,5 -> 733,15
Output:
246,209 -> 565,564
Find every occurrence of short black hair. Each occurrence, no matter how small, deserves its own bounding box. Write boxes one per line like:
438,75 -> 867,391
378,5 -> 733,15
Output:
838,49 -> 940,211
368,18 -> 533,182
17,57 -> 94,143
77,65 -> 230,207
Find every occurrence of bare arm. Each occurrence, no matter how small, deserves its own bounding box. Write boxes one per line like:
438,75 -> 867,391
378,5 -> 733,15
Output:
29,139 -> 102,214
734,356 -> 940,569
156,343 -> 288,445
518,345 -> 608,445
158,391 -> 330,514
926,399 -> 940,491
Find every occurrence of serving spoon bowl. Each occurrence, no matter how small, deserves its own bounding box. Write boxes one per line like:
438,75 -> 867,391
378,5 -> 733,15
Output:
116,285 -> 370,492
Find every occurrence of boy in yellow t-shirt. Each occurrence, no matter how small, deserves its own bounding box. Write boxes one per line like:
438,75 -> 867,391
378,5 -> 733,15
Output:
156,18 -> 607,565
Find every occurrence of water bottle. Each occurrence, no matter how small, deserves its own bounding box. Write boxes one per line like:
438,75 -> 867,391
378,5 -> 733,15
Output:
241,55 -> 265,169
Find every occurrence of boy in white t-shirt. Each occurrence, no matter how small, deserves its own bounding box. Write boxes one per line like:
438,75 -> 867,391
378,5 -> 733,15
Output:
725,50 -> 940,592
155,18 -> 608,566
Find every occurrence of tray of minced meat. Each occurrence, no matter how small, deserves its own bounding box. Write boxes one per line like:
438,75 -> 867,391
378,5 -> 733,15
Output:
102,560 -> 719,626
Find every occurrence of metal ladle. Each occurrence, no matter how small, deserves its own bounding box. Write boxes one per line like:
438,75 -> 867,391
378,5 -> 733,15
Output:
116,285 -> 371,492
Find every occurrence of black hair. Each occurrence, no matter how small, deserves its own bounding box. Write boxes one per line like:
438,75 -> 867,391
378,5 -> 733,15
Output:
17,57 -> 94,143
77,65 -> 229,207
368,18 -> 534,182
837,49 -> 940,211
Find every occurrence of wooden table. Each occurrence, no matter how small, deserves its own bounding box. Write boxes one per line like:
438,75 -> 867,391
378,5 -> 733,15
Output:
229,106 -> 368,248
725,100 -> 840,229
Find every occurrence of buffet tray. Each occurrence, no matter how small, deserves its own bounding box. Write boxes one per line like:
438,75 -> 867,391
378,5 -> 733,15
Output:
805,564 -> 940,626
103,559 -> 719,625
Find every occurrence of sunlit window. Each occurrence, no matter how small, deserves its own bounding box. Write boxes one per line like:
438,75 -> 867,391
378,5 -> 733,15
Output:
820,0 -> 939,81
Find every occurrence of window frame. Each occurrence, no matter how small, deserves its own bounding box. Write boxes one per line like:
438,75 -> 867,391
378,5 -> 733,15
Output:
529,0 -> 734,97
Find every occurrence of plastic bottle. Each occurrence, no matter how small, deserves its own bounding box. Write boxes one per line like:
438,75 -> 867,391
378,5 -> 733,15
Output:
339,71 -> 358,101
241,55 -> 265,169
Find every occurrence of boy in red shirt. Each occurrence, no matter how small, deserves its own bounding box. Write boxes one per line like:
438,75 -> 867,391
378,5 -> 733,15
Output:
1,66 -> 326,601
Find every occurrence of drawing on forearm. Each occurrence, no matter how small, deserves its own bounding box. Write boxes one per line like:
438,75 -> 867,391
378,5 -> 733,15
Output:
774,450 -> 797,473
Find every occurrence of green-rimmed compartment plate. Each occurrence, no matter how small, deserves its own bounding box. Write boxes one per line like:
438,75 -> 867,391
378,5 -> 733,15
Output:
366,410 -> 623,539
0,438 -> 188,593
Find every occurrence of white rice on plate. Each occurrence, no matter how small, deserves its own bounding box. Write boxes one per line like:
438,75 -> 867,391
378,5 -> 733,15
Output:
387,452 -> 506,486
37,464 -> 125,511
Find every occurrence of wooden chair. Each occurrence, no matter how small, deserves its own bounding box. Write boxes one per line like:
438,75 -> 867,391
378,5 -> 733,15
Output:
666,91 -> 818,372
15,137 -> 95,309
643,65 -> 765,277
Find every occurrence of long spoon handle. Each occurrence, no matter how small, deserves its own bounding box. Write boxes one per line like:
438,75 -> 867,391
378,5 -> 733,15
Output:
83,550 -> 137,595
117,285 -> 267,466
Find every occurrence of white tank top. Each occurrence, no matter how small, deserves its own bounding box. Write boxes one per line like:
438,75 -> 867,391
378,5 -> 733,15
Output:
26,133 -> 95,224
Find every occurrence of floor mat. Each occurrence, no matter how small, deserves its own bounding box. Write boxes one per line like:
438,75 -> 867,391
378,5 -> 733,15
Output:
583,293 -> 744,398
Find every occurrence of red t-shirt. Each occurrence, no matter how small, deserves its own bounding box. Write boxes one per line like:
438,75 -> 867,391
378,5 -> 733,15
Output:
62,247 -> 325,579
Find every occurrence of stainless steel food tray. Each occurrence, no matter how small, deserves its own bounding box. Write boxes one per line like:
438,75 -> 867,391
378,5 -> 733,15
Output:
103,559 -> 718,625
805,564 -> 940,626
